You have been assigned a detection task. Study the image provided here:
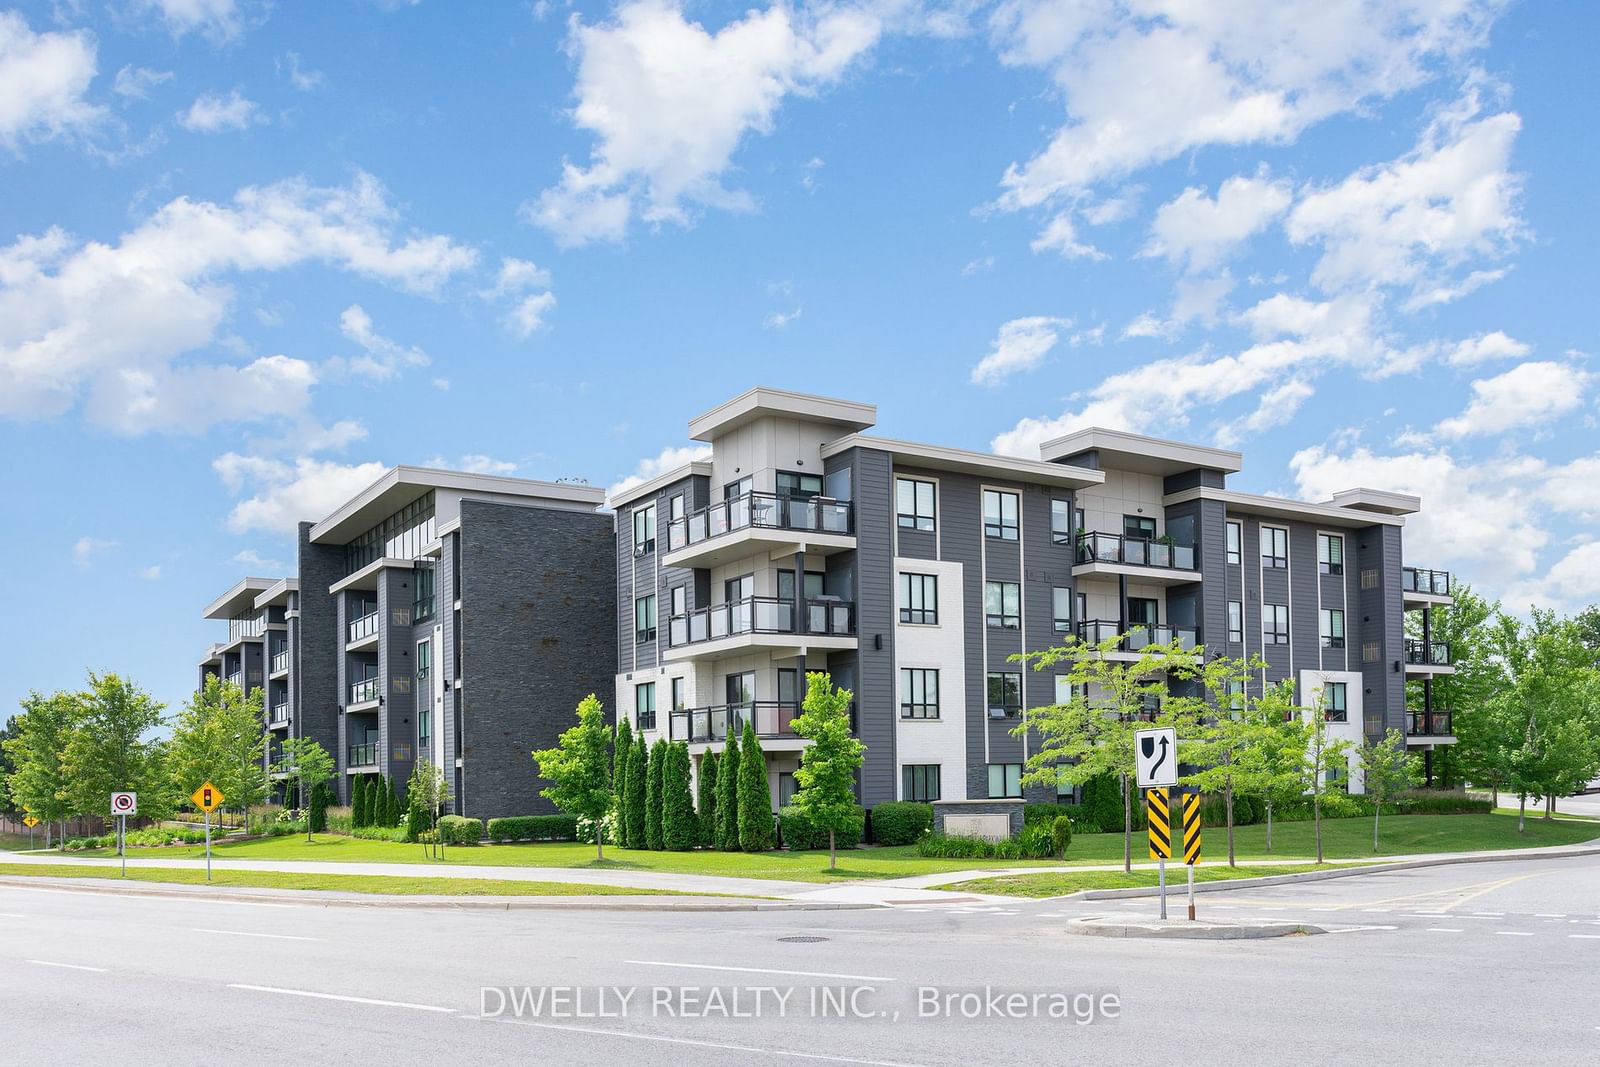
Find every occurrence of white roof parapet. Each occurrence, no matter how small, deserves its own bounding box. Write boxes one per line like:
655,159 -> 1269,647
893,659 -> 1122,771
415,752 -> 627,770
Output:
252,577 -> 299,610
688,387 -> 877,442
1326,488 -> 1422,516
1039,426 -> 1243,476
822,434 -> 1104,490
1163,487 -> 1407,527
607,460 -> 715,511
203,577 -> 278,619
309,466 -> 605,544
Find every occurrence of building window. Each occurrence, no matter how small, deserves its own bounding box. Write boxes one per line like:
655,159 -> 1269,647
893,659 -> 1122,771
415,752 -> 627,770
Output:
1261,527 -> 1288,568
1226,521 -> 1242,565
777,471 -> 822,499
903,764 -> 941,802
983,489 -> 1020,540
896,477 -> 936,532
670,677 -> 686,711
987,763 -> 1023,799
635,682 -> 656,730
416,639 -> 432,751
413,561 -> 436,621
1263,603 -> 1289,645
1323,681 -> 1348,722
1054,675 -> 1072,704
1320,608 -> 1345,649
1051,500 -> 1073,544
1225,680 -> 1246,713
1127,597 -> 1158,628
670,494 -> 685,523
1052,587 -> 1072,633
1318,533 -> 1344,575
632,504 -> 655,554
1124,515 -> 1156,541
1227,601 -> 1243,644
899,572 -> 938,624
778,772 -> 798,807
634,594 -> 657,643
987,672 -> 1022,718
985,580 -> 1021,629
900,669 -> 939,719
670,585 -> 686,618
724,476 -> 753,501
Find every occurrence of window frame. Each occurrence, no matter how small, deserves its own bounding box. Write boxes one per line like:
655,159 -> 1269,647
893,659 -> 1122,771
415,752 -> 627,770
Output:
1318,533 -> 1344,575
902,764 -> 941,802
1320,608 -> 1345,649
986,672 -> 1023,718
635,681 -> 657,731
1227,600 -> 1243,644
1263,603 -> 1289,645
634,593 -> 657,643
1226,521 -> 1242,565
898,572 -> 938,625
1261,525 -> 1289,568
982,489 -> 1020,541
1123,514 -> 1157,541
899,668 -> 940,719
987,762 -> 1023,799
670,677 -> 686,711
632,504 -> 656,554
984,580 -> 1021,629
669,585 -> 687,619
1323,681 -> 1348,722
1052,587 -> 1073,633
1051,500 -> 1073,545
895,477 -> 936,533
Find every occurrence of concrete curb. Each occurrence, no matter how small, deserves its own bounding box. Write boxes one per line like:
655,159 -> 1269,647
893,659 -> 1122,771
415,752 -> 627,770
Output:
1062,916 -> 1325,940
0,876 -> 879,912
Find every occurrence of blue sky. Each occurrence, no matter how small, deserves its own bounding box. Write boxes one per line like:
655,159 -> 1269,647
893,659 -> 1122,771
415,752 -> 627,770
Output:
3,0 -> 1597,718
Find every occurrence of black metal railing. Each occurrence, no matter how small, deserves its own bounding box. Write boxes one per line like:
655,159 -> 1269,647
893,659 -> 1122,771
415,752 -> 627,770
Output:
665,491 -> 852,552
1077,619 -> 1200,651
667,701 -> 857,743
348,610 -> 379,643
348,743 -> 377,767
1408,710 -> 1454,736
1076,532 -> 1197,571
1404,639 -> 1451,666
1402,567 -> 1452,596
667,597 -> 855,647
271,648 -> 290,674
349,677 -> 380,705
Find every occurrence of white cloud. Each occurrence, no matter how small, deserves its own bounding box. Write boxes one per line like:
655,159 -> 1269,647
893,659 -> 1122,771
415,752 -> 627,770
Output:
232,548 -> 286,571
138,564 -> 162,580
1214,378 -> 1314,447
1434,361 -> 1590,438
0,12 -> 103,149
1144,172 -> 1291,272
112,65 -> 174,100
961,255 -> 996,276
215,453 -> 389,535
1082,193 -> 1137,226
431,377 -> 450,391
609,442 -> 714,498
424,454 -> 519,476
72,536 -> 116,568
282,52 -> 325,91
178,90 -> 262,133
295,418 -> 368,452
137,0 -> 247,43
1029,213 -> 1105,260
1446,329 -> 1530,366
528,0 -> 885,246
764,307 -> 803,329
481,257 -> 556,337
91,353 -> 318,433
329,304 -> 428,381
0,172 -> 477,432
971,316 -> 1070,386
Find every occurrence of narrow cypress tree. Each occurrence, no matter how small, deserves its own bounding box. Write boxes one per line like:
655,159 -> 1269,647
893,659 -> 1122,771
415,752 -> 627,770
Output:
697,751 -> 719,847
352,774 -> 367,827
626,733 -> 647,848
717,736 -> 740,850
614,718 -> 634,848
662,742 -> 697,850
737,722 -> 773,852
382,776 -> 399,827
645,738 -> 667,850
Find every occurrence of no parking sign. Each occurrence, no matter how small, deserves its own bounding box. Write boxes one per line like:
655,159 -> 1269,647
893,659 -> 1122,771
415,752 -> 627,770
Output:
110,792 -> 138,817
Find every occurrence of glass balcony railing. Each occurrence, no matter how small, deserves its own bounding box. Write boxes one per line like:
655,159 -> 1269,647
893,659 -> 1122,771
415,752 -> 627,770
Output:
225,671 -> 243,687
1076,532 -> 1197,571
348,610 -> 379,643
270,648 -> 290,674
348,743 -> 377,767
1402,567 -> 1452,596
349,677 -> 380,705
1077,619 -> 1200,651
1408,710 -> 1454,736
667,701 -> 857,743
667,597 -> 855,648
269,701 -> 289,725
665,492 -> 852,553
1404,639 -> 1451,666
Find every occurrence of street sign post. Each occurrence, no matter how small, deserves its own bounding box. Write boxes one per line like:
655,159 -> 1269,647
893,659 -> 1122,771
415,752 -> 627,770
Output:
23,812 -> 38,849
190,782 -> 225,881
109,792 -> 137,878
1146,787 -> 1172,919
1135,728 -> 1178,788
1181,792 -> 1203,921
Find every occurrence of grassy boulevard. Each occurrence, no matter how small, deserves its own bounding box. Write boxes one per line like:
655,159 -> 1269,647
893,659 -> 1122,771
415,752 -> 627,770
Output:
943,863 -> 1355,898
10,813 -> 1595,889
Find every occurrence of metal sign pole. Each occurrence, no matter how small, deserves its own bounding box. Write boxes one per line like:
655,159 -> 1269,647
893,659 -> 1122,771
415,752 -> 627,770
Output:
205,809 -> 212,882
1187,863 -> 1196,921
1158,857 -> 1167,920
119,815 -> 126,878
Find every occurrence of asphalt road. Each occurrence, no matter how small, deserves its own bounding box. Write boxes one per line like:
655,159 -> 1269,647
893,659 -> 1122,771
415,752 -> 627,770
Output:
2,855 -> 1597,1066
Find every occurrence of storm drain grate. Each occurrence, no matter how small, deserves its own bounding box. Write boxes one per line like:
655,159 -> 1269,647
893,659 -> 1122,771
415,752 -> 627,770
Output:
777,936 -> 830,943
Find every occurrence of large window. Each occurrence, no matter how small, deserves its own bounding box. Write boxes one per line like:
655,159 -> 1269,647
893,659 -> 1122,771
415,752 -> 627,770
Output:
670,677 -> 686,711
1318,533 -> 1344,575
1051,500 -> 1073,544
900,669 -> 939,719
987,672 -> 1022,718
985,580 -> 1021,629
1124,515 -> 1156,541
899,572 -> 938,625
1263,603 -> 1289,645
903,764 -> 941,802
1228,600 -> 1243,644
896,477 -> 936,532
1261,526 -> 1289,568
1052,587 -> 1073,633
724,476 -> 753,500
1226,521 -> 1242,565
634,594 -> 657,643
413,560 -> 436,621
1323,681 -> 1348,722
632,504 -> 655,553
344,491 -> 436,575
416,638 -> 432,751
778,772 -> 798,807
983,489 -> 1020,540
777,471 -> 822,498
1320,608 -> 1345,649
987,763 -> 1022,799
670,585 -> 686,618
670,494 -> 685,524
635,682 -> 656,731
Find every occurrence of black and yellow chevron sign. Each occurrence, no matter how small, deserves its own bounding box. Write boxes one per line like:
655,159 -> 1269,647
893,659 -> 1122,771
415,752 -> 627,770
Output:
1145,787 -> 1171,860
1182,792 -> 1202,866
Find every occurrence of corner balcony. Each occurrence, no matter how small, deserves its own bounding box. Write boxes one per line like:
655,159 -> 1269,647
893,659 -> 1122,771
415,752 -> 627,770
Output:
347,742 -> 378,771
349,676 -> 381,708
346,609 -> 380,650
1404,639 -> 1455,675
1403,566 -> 1454,608
666,701 -> 858,750
1406,710 -> 1456,743
663,596 -> 856,663
663,491 -> 854,570
268,701 -> 290,728
1073,532 -> 1201,586
1077,619 -> 1200,661
269,648 -> 291,677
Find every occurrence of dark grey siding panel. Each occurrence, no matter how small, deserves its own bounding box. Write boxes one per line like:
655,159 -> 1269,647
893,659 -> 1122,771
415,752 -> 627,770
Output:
852,448 -> 898,807
378,566 -> 417,800
1289,524 -> 1320,675
1353,524 -> 1406,740
294,523 -> 342,794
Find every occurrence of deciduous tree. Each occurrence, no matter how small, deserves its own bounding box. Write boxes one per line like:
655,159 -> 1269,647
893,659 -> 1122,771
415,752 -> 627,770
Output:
167,676 -> 268,817
791,672 -> 865,870
530,694 -> 614,860
1359,728 -> 1421,850
273,738 -> 334,843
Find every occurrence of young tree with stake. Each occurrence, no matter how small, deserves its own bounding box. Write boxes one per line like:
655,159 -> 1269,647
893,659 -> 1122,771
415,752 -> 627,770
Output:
1358,728 -> 1421,851
273,738 -> 334,843
791,672 -> 865,870
530,694 -> 614,861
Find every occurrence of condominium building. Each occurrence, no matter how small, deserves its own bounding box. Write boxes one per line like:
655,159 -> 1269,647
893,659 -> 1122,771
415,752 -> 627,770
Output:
612,388 -> 1455,835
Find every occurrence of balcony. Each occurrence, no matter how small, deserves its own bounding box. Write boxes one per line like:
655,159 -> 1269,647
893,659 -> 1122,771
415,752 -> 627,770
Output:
667,701 -> 857,745
1404,639 -> 1454,673
270,648 -> 290,675
347,610 -> 380,647
1073,532 -> 1200,585
1077,620 -> 1200,658
348,742 -> 378,769
664,597 -> 856,662
226,671 -> 243,688
1403,566 -> 1453,608
349,677 -> 381,706
1407,710 -> 1455,739
268,702 -> 289,727
663,491 -> 854,569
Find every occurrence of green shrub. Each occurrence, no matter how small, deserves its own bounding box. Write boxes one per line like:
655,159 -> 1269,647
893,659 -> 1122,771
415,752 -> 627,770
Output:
697,750 -> 719,847
436,815 -> 483,845
351,824 -> 405,842
486,814 -> 580,843
309,782 -> 331,833
325,805 -> 352,835
1081,774 -> 1123,831
779,805 -> 864,851
870,802 -> 933,846
1051,816 -> 1073,857
662,742 -> 697,851
915,832 -> 996,859
716,737 -> 740,851
614,718 -> 634,847
914,829 -> 1057,861
1396,791 -> 1491,815
626,734 -> 647,849
1023,802 -> 1075,826
645,738 -> 666,850
737,722 -> 774,852
1016,821 -> 1057,859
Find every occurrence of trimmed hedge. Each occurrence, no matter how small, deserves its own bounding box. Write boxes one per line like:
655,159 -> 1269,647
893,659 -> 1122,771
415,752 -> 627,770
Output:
351,825 -> 406,842
869,802 -> 932,845
915,830 -> 1057,861
436,815 -> 483,846
779,804 -> 864,851
1023,802 -> 1075,826
487,814 -> 580,843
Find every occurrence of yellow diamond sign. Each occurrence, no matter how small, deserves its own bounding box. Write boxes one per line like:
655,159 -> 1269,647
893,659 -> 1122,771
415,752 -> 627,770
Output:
191,782 -> 225,813
22,814 -> 39,828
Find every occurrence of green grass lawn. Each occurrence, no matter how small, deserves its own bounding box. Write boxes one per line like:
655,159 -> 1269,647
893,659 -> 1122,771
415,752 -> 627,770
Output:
943,863 -> 1354,898
44,813 -> 1600,883
0,863 -> 699,897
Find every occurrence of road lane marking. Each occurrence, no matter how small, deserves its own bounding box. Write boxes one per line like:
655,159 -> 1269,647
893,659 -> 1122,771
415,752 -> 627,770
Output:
27,960 -> 108,972
1536,914 -> 1567,918
191,928 -> 322,942
1495,931 -> 1533,937
477,1016 -> 930,1067
1425,928 -> 1463,933
0,913 -> 27,918
228,984 -> 455,1013
1569,934 -> 1600,939
624,960 -> 896,983
1328,925 -> 1397,933
1470,912 -> 1504,917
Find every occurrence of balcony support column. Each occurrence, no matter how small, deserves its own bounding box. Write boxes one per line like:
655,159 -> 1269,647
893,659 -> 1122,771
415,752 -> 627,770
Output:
1118,574 -> 1128,636
794,551 -> 808,636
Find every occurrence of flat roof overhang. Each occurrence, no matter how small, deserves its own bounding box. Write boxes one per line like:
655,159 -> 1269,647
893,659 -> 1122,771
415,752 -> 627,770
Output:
1163,487 -> 1406,529
1039,427 -> 1243,476
203,577 -> 278,620
309,466 -> 605,545
822,434 -> 1104,490
253,577 -> 299,610
688,387 -> 877,442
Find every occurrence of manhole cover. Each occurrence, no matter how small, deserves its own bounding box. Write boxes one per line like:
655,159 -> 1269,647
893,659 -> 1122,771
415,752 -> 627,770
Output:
777,936 -> 830,943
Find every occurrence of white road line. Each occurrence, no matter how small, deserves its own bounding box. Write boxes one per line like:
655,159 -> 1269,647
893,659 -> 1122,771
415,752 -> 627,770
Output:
478,1016 -> 929,1067
1405,913 -> 1451,918
1328,925 -> 1397,933
191,928 -> 322,942
1536,913 -> 1567,918
1425,928 -> 1464,933
1495,931 -> 1534,937
1470,912 -> 1504,917
1360,909 -> 1390,914
0,913 -> 27,918
27,960 -> 108,972
1569,934 -> 1600,940
623,960 -> 897,983
228,984 -> 455,1013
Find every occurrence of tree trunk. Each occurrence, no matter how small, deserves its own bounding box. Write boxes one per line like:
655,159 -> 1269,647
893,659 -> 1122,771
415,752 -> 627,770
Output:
1492,784 -> 1499,808
1517,796 -> 1525,833
1121,773 -> 1132,874
1314,792 -> 1323,864
596,830 -> 605,862
1265,798 -> 1274,853
1373,804 -> 1380,852
1544,793 -> 1554,821
1225,778 -> 1236,868
829,829 -> 837,871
